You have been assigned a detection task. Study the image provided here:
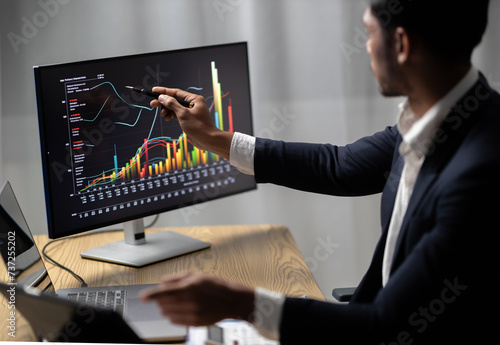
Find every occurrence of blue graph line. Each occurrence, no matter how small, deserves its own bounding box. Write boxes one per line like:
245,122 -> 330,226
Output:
87,81 -> 155,128
114,109 -> 143,127
90,81 -> 153,111
81,81 -> 203,187
85,81 -> 202,137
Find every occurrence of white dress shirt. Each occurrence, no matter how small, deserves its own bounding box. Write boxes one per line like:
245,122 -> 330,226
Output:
382,66 -> 478,285
228,66 -> 479,339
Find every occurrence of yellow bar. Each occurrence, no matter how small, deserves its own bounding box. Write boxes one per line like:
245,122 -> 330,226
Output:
166,143 -> 171,172
137,154 -> 141,177
183,134 -> 190,167
178,139 -> 183,163
211,61 -> 218,110
217,83 -> 223,130
149,165 -> 152,176
155,163 -> 158,175
159,161 -> 163,174
177,151 -> 182,170
211,61 -> 223,130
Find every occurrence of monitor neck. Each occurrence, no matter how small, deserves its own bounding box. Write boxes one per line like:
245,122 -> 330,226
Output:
123,219 -> 146,245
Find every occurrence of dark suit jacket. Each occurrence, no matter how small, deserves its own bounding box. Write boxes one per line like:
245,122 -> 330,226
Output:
254,75 -> 500,344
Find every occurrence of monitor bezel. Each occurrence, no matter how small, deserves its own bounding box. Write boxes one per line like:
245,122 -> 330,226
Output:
34,42 -> 256,239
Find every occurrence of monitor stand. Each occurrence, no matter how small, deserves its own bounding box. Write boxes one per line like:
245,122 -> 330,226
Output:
80,219 -> 211,267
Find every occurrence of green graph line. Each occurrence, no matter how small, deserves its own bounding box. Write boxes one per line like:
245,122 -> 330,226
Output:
82,95 -> 111,122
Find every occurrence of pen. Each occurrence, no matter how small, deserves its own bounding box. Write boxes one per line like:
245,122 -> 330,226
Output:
125,86 -> 194,108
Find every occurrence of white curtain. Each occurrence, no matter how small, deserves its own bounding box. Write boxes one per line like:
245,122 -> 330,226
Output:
1,0 -> 499,299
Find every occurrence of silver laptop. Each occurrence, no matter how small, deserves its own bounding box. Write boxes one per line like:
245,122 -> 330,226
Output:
0,281 -> 144,343
0,181 -> 186,342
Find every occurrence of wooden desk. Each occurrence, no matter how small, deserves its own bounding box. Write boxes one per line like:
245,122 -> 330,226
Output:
1,224 -> 323,342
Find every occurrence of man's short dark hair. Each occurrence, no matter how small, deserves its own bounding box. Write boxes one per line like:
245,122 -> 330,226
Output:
369,0 -> 489,63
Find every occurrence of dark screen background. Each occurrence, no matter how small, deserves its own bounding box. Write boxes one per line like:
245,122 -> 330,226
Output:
34,43 -> 255,238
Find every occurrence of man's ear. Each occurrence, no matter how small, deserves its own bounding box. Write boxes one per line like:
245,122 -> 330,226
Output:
394,27 -> 410,65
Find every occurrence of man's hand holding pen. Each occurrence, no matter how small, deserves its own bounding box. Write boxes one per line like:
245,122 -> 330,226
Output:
150,87 -> 234,160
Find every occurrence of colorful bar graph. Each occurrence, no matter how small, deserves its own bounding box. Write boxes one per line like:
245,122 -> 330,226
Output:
81,60 -> 234,192
113,144 -> 119,174
211,61 -> 224,131
228,98 -> 233,133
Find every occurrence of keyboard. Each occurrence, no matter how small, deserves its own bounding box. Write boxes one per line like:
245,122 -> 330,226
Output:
66,290 -> 126,316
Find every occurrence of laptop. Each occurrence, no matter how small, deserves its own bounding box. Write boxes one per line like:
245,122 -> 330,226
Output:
0,281 -> 144,343
0,181 -> 187,342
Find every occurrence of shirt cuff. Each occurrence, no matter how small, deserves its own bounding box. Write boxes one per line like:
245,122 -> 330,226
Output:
229,132 -> 256,175
252,287 -> 285,341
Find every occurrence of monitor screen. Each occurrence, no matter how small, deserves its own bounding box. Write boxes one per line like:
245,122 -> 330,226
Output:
34,42 -> 256,239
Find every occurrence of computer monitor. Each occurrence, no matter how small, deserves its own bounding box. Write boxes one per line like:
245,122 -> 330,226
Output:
34,42 -> 256,267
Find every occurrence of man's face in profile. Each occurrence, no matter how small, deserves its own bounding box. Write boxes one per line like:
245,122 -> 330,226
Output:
363,7 -> 405,98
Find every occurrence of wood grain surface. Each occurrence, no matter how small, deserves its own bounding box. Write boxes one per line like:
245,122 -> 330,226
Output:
0,224 -> 323,342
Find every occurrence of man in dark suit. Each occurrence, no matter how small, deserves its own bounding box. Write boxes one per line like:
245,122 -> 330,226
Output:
141,1 -> 499,343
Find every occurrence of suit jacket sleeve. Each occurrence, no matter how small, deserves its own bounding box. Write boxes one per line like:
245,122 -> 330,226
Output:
254,125 -> 399,196
278,152 -> 499,344
276,86 -> 500,344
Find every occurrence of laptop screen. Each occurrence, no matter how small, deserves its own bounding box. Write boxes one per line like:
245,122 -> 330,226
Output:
0,181 -> 52,290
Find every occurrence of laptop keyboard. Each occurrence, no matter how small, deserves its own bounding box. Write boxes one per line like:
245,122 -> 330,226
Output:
66,290 -> 126,316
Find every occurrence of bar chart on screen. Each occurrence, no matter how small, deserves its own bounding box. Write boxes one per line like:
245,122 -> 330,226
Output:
63,61 -> 236,212
35,43 -> 255,234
